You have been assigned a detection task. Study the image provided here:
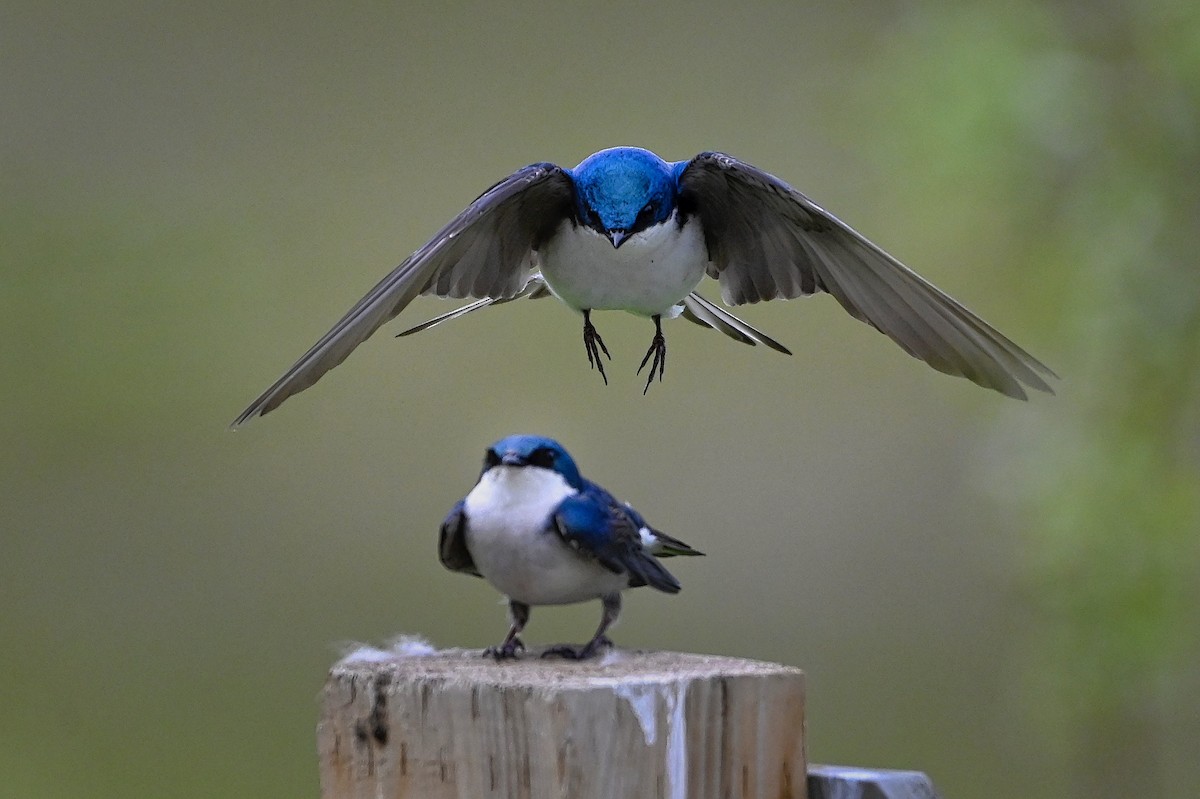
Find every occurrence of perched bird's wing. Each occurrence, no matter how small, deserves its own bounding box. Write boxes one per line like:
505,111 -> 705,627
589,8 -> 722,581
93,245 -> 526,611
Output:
438,500 -> 480,577
552,492 -> 682,594
635,524 -> 705,558
394,274 -> 555,337
607,497 -> 704,558
679,292 -> 792,353
675,152 -> 1057,399
232,164 -> 576,425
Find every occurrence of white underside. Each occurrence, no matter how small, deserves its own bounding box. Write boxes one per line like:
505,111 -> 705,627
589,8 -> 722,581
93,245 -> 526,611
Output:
537,211 -> 708,317
463,467 -> 630,605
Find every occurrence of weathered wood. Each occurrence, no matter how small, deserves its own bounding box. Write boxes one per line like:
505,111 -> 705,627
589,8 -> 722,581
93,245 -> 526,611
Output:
807,765 -> 941,799
319,641 -> 806,799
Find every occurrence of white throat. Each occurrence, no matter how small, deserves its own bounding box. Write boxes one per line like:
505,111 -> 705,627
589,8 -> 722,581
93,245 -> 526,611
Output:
463,466 -> 575,532
537,210 -> 708,317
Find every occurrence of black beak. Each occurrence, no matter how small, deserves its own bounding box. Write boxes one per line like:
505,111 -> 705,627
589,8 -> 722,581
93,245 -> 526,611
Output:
500,452 -> 526,467
607,229 -> 629,248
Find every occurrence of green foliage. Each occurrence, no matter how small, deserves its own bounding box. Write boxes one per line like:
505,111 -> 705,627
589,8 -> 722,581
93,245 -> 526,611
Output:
858,1 -> 1200,795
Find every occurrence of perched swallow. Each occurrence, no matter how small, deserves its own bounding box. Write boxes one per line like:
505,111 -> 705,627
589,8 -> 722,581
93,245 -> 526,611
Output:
439,434 -> 702,660
232,147 -> 1055,424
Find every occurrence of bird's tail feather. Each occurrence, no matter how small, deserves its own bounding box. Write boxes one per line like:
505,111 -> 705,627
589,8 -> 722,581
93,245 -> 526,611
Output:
625,552 -> 683,594
680,293 -> 792,354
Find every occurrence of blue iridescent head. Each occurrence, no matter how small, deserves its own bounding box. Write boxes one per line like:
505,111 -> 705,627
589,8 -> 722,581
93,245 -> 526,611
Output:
483,434 -> 583,488
569,147 -> 677,247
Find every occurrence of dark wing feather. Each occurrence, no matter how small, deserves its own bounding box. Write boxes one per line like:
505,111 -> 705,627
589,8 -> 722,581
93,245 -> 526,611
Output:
676,152 -> 1057,399
679,292 -> 792,353
438,501 -> 480,577
394,273 -> 555,337
232,164 -> 575,425
639,524 -> 704,558
552,492 -> 682,594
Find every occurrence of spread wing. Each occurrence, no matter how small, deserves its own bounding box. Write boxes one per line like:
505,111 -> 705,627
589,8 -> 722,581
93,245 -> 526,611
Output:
438,501 -> 480,577
675,152 -> 1057,399
232,164 -> 576,425
552,491 -> 682,594
394,273 -> 555,337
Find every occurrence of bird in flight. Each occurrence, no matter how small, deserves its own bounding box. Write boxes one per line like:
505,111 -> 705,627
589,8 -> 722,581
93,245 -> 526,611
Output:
232,147 -> 1055,425
439,434 -> 703,660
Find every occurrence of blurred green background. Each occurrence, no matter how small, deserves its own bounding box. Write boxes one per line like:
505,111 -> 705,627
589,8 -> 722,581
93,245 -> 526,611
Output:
3,2 -> 1198,798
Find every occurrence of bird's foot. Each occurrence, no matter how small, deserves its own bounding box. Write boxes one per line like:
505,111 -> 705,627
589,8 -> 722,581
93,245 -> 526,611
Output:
636,329 -> 666,394
540,635 -> 613,661
483,638 -> 525,661
583,314 -> 611,385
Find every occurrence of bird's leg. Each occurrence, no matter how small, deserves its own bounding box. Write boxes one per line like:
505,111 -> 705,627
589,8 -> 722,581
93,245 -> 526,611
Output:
582,309 -> 611,385
542,593 -> 620,660
484,600 -> 530,660
636,314 -> 667,394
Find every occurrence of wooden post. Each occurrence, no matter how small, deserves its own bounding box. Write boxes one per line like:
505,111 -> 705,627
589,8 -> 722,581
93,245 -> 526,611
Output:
318,642 -> 806,799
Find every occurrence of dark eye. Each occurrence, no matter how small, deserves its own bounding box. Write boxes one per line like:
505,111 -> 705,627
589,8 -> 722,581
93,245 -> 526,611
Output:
528,448 -> 556,469
484,449 -> 501,468
634,203 -> 656,227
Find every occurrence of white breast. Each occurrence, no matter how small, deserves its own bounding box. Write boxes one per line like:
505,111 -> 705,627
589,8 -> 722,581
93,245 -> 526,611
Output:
537,211 -> 708,317
463,467 -> 629,605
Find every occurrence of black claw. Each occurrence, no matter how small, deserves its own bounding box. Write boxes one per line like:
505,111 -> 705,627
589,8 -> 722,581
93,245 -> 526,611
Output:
583,634 -> 615,658
541,635 -> 613,661
636,316 -> 667,394
582,310 -> 611,386
483,638 -> 525,661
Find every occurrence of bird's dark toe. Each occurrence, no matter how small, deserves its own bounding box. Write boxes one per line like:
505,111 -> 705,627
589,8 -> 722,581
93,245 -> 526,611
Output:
541,636 -> 613,661
637,334 -> 667,394
582,313 -> 612,385
541,644 -> 585,660
483,638 -> 525,660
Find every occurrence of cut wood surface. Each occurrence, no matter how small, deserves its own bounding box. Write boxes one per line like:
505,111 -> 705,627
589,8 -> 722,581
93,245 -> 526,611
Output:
318,641 -> 806,799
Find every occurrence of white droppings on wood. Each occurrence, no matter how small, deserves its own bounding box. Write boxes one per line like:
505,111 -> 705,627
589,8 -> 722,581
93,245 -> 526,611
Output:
614,681 -> 662,745
664,681 -> 688,799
